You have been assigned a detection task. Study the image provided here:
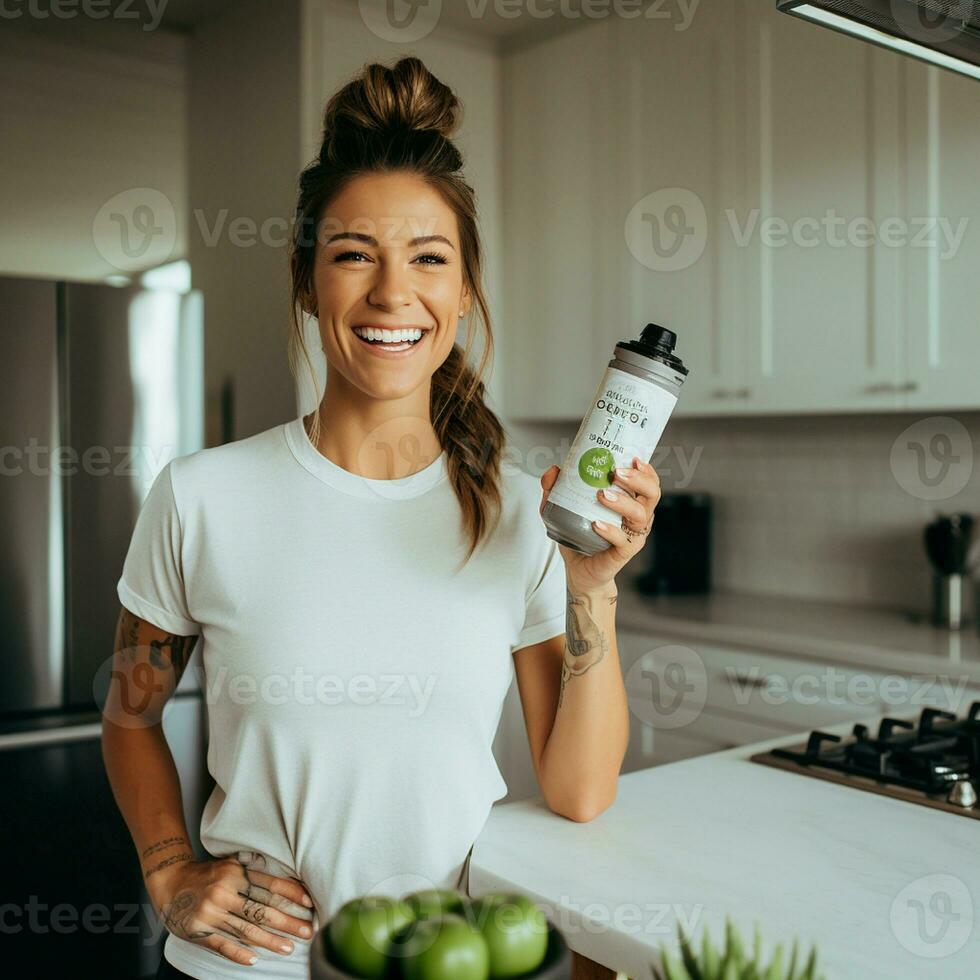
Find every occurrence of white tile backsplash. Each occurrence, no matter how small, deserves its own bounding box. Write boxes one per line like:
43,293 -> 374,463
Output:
504,411 -> 980,615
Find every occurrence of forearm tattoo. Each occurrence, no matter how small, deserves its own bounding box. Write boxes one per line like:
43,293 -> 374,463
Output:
557,589 -> 616,709
142,836 -> 189,859
144,852 -> 193,880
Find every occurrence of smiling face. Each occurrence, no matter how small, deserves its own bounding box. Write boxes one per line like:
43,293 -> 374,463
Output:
308,172 -> 471,403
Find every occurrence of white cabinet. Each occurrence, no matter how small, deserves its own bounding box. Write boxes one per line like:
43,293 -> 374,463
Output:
736,9 -> 905,414
500,0 -> 980,419
617,628 -> 893,774
902,60 -> 980,410
501,21 -> 622,420
612,4 -> 754,416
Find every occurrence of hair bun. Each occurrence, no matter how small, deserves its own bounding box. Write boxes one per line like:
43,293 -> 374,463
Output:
321,56 -> 461,157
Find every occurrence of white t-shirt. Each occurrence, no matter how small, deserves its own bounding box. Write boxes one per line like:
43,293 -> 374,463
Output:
117,414 -> 567,980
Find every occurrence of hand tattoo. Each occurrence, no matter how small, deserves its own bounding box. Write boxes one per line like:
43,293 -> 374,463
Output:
163,890 -> 213,941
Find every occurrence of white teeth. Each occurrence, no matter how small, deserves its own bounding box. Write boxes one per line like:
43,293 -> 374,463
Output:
353,326 -> 424,343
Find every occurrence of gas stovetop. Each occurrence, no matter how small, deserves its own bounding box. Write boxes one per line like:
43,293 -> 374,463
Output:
751,704 -> 980,819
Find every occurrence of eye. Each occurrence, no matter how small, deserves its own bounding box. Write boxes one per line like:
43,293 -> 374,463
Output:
333,251 -> 368,263
415,252 -> 449,265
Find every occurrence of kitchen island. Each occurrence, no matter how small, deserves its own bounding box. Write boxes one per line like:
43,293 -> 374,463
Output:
470,720 -> 980,980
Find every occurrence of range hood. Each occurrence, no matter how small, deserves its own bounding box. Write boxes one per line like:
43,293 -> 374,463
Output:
777,1 -> 980,81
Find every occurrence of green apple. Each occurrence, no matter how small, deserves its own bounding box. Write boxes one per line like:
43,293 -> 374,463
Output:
327,896 -> 414,979
398,913 -> 490,980
405,889 -> 466,920
468,893 -> 549,980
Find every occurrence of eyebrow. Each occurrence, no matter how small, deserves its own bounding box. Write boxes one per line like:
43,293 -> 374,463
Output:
324,232 -> 456,250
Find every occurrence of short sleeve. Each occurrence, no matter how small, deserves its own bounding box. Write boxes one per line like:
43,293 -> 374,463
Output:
116,459 -> 201,636
511,532 -> 566,654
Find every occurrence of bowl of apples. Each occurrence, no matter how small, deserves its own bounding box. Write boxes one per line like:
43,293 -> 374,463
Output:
311,888 -> 571,980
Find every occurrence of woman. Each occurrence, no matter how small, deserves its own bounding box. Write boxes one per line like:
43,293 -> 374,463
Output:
101,57 -> 661,980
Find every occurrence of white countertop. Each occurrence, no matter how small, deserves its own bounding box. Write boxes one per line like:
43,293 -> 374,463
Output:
614,582 -> 980,686
470,720 -> 980,980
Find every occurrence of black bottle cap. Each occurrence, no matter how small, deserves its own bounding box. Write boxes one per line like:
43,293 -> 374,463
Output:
617,323 -> 688,375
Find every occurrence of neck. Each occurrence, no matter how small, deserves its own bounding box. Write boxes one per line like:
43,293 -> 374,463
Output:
305,369 -> 443,479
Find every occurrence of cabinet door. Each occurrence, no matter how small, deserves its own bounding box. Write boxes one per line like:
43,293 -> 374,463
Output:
615,7 -> 748,417
501,23 -> 619,420
902,61 -> 980,410
738,4 -> 904,414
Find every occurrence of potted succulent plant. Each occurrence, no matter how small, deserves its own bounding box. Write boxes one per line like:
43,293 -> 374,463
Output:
652,919 -> 825,980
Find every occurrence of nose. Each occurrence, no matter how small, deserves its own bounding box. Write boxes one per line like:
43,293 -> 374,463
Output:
367,259 -> 413,310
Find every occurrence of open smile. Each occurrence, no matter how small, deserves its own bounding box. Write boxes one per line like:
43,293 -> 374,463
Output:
350,325 -> 432,358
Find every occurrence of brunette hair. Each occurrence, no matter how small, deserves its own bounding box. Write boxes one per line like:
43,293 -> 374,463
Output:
287,57 -> 504,563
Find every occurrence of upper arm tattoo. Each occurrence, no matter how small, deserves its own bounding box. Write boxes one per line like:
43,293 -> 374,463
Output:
107,606 -> 197,727
112,607 -> 197,696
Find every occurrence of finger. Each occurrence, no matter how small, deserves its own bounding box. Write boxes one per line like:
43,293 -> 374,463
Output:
241,868 -> 314,915
218,911 -> 298,956
238,878 -> 313,922
592,517 -> 634,553
611,463 -> 661,504
596,486 -> 647,526
539,465 -> 559,515
201,932 -> 260,967
232,885 -> 315,940
540,465 -> 559,490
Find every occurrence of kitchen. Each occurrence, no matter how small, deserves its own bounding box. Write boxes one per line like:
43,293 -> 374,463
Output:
1,0 -> 979,978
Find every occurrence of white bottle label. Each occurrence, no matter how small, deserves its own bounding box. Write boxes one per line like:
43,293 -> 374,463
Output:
547,366 -> 677,526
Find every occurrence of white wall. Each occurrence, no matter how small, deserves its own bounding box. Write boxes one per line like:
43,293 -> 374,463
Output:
0,17 -> 187,281
186,0 -> 304,444
296,0 -> 506,415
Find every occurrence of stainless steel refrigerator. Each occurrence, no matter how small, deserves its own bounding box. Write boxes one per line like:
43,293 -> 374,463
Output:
0,275 -> 210,978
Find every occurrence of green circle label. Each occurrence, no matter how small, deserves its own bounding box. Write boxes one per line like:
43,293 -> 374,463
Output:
578,448 -> 616,488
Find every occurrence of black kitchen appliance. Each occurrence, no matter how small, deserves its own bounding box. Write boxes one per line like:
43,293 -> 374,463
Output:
635,492 -> 712,595
924,513 -> 977,630
751,704 -> 980,820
